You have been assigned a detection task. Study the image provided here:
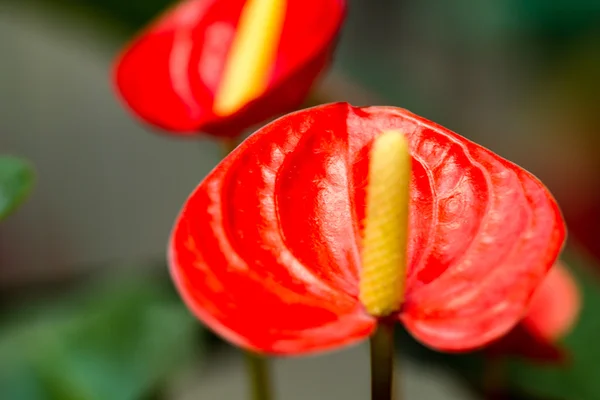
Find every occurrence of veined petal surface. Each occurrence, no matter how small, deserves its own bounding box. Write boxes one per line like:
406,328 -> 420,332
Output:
169,103 -> 565,354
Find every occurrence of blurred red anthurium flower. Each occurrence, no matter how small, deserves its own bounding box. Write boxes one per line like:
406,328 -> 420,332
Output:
487,261 -> 580,362
168,102 -> 566,355
113,0 -> 346,137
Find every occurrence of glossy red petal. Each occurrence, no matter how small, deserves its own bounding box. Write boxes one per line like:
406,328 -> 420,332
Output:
113,0 -> 345,136
169,103 -> 565,354
169,104 -> 376,354
333,104 -> 564,350
380,110 -> 566,351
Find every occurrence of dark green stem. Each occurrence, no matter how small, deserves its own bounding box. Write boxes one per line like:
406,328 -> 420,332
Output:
370,319 -> 396,400
244,351 -> 273,400
482,357 -> 506,398
143,384 -> 168,400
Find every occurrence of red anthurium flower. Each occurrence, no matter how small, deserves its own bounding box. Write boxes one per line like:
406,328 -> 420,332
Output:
168,102 -> 566,355
487,261 -> 581,362
113,0 -> 346,137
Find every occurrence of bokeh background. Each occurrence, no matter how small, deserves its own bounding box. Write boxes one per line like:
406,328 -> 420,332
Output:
1,0 -> 599,399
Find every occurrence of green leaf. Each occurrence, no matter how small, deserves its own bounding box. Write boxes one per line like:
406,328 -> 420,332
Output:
505,250 -> 600,400
0,360 -> 46,400
0,156 -> 35,221
508,0 -> 600,38
0,274 -> 201,400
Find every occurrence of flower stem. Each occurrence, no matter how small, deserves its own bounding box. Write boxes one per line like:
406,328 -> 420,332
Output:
145,387 -> 169,400
482,357 -> 506,398
245,351 -> 273,400
370,319 -> 397,400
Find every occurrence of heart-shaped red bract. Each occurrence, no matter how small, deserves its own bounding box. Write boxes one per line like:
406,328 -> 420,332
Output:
168,103 -> 566,355
113,0 -> 346,137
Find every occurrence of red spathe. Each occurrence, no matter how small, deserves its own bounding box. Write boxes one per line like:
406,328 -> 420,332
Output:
169,103 -> 566,355
113,0 -> 346,137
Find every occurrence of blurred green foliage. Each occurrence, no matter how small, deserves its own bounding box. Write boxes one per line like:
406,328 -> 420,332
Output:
0,156 -> 34,221
506,250 -> 600,400
0,275 -> 200,400
40,0 -> 600,49
78,0 -> 170,28
40,0 -> 171,31
509,0 -> 600,42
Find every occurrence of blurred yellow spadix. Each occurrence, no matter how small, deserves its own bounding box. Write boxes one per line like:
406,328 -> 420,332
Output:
212,0 -> 286,116
359,131 -> 411,317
